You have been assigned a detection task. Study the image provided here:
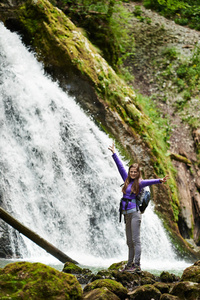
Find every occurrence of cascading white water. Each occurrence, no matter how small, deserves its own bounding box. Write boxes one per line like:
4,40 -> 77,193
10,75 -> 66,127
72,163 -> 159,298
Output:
0,23 -> 190,272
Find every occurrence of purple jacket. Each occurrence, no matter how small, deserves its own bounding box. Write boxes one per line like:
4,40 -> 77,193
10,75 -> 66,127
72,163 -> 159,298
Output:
112,153 -> 161,211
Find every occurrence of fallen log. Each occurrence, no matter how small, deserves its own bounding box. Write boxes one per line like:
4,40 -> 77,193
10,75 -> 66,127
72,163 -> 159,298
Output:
0,207 -> 78,265
169,152 -> 192,165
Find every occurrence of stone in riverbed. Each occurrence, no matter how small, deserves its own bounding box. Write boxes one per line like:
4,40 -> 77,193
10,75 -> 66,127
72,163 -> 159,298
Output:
63,261 -> 93,284
83,278 -> 128,300
0,261 -> 82,299
180,260 -> 200,283
153,282 -> 171,294
160,271 -> 178,283
83,287 -> 120,300
170,281 -> 200,299
128,284 -> 161,300
160,294 -> 179,300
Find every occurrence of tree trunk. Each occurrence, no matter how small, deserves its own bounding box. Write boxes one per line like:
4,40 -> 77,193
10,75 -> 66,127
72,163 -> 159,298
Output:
0,207 -> 78,264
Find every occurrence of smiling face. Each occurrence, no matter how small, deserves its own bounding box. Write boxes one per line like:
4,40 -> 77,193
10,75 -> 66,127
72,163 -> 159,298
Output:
129,167 -> 139,179
128,163 -> 140,180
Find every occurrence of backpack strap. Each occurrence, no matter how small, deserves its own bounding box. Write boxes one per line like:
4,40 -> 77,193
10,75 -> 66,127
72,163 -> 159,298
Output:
136,194 -> 140,211
119,199 -> 123,223
119,198 -> 130,222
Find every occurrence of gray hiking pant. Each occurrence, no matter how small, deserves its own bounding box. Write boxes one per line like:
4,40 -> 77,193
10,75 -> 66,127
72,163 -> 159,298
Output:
124,211 -> 142,266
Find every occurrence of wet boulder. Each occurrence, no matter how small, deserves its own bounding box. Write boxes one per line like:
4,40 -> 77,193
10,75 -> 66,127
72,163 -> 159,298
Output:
112,270 -> 140,289
140,271 -> 156,285
128,284 -> 161,300
108,261 -> 127,271
91,269 -> 115,281
0,261 -> 82,299
160,294 -> 179,300
83,278 -> 128,300
170,281 -> 200,299
181,260 -> 200,283
108,261 -> 156,289
83,287 -> 120,300
63,262 -> 93,284
153,282 -> 171,294
160,271 -> 178,283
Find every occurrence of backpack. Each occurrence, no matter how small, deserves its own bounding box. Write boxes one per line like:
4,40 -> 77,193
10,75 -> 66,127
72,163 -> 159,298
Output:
136,186 -> 151,214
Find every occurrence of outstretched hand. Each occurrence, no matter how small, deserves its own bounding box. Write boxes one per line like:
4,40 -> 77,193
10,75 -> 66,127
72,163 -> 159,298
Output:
108,141 -> 115,154
160,175 -> 170,183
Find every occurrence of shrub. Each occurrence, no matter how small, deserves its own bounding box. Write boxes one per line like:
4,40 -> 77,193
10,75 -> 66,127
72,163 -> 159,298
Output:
143,0 -> 200,32
174,17 -> 189,25
53,0 -> 135,70
162,47 -> 179,60
133,5 -> 142,16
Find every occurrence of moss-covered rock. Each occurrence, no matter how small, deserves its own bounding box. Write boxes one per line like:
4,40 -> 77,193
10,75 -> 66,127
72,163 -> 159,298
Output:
63,262 -> 84,274
141,271 -> 156,281
160,294 -> 179,300
17,0 -> 136,108
83,279 -> 128,300
160,271 -> 177,283
181,260 -> 200,283
91,270 -> 115,282
153,282 -> 171,294
108,261 -> 127,271
83,287 -> 120,300
128,284 -> 161,300
107,262 -> 157,289
0,261 -> 82,299
140,275 -> 156,285
110,270 -> 140,290
63,262 -> 93,284
170,281 -> 200,299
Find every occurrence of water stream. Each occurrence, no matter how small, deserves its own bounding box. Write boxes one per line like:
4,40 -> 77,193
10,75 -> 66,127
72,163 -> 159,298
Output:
0,23 -> 190,275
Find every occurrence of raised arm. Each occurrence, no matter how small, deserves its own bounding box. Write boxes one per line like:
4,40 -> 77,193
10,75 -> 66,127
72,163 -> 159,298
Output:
108,142 -> 128,181
140,175 -> 170,188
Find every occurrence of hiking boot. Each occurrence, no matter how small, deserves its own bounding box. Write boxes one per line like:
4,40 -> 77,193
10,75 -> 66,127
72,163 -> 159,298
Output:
132,264 -> 141,273
121,264 -> 131,272
122,263 -> 141,273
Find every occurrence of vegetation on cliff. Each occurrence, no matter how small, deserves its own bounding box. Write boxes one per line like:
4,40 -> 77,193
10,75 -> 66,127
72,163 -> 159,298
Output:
122,2 -> 200,248
46,1 -> 200,167
49,0 -> 135,71
143,0 -> 200,31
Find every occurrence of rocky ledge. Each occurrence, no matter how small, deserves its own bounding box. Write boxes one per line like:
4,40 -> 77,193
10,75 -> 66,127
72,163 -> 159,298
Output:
0,260 -> 199,299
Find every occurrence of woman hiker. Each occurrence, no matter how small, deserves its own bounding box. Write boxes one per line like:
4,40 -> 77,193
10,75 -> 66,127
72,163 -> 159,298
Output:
108,142 -> 169,273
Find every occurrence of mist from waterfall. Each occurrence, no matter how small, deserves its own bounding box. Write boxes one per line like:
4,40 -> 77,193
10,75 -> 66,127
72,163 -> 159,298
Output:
0,23 -> 190,273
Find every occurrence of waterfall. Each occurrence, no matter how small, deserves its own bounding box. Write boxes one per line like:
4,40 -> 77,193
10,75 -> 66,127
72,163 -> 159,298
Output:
0,23 -> 189,272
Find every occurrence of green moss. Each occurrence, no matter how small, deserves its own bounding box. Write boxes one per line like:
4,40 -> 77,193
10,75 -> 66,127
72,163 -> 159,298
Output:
170,153 -> 192,165
83,278 -> 128,299
160,271 -> 176,283
63,262 -> 83,274
108,261 -> 127,271
0,261 -> 82,299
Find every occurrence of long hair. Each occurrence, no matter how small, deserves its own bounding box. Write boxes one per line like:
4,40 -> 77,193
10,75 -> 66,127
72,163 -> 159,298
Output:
122,163 -> 141,195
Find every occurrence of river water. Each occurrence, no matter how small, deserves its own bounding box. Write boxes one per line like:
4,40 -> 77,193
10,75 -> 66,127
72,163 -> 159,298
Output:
0,23 -> 191,276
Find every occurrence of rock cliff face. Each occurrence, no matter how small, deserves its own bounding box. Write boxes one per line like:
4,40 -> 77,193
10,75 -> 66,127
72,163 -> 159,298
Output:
122,2 -> 200,250
0,0 -> 199,259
